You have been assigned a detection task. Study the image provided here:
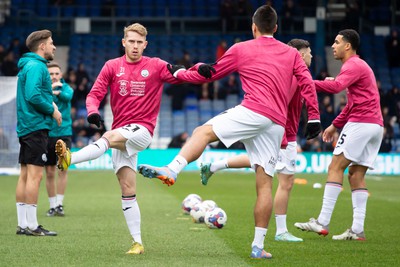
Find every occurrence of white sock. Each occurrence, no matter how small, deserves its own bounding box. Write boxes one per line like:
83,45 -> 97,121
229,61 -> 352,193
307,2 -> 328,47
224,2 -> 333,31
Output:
71,137 -> 109,165
351,189 -> 368,234
26,204 -> 38,230
56,194 -> 64,207
317,182 -> 342,226
167,155 -> 187,174
275,214 -> 288,235
48,197 -> 57,209
251,227 -> 267,249
210,159 -> 228,173
16,202 -> 27,228
122,195 -> 142,244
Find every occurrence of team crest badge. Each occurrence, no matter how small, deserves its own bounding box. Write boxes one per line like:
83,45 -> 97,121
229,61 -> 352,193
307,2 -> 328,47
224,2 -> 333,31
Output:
141,69 -> 149,77
118,80 -> 129,96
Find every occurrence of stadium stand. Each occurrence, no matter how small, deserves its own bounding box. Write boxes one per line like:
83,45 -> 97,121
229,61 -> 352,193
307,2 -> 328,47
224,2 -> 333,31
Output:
0,1 -> 399,151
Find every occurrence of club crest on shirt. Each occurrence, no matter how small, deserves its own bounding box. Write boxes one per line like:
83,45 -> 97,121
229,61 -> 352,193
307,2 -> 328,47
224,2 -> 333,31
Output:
118,80 -> 129,96
141,69 -> 149,77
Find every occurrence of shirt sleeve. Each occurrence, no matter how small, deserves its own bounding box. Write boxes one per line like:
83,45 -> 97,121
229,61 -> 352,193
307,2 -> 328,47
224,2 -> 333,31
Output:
86,62 -> 111,115
314,62 -> 359,93
157,58 -> 184,85
25,67 -> 54,115
294,57 -> 319,121
58,82 -> 74,103
332,104 -> 350,129
176,44 -> 239,83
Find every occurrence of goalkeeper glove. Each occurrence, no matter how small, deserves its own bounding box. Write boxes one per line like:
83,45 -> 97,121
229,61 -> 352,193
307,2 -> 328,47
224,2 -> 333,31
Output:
198,63 -> 216,79
87,113 -> 104,128
167,64 -> 186,77
305,120 -> 322,140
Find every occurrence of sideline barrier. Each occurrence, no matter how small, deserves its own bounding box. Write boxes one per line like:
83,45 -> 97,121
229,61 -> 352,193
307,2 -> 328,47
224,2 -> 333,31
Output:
70,149 -> 400,175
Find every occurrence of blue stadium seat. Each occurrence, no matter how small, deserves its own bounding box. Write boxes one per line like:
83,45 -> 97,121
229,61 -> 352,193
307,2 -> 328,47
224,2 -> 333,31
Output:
199,99 -> 212,112
184,97 -> 198,110
199,110 -> 213,124
62,6 -> 75,17
180,0 -> 193,17
212,99 -> 226,116
36,0 -> 48,16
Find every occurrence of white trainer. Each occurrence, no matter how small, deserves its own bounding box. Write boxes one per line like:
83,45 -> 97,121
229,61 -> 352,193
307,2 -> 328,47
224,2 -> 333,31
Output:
294,218 -> 329,236
332,229 -> 366,241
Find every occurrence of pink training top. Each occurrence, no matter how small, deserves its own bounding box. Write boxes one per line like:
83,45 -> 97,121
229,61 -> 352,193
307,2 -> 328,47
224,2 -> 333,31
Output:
281,76 -> 310,147
86,55 -> 180,135
176,36 -> 319,127
314,55 -> 383,128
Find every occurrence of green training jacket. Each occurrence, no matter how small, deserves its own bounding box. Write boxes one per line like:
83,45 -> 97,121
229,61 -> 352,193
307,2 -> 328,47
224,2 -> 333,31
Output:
49,78 -> 74,137
16,52 -> 54,137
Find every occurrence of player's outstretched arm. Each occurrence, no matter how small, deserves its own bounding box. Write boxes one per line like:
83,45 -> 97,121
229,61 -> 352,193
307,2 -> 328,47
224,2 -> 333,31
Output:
167,64 -> 186,77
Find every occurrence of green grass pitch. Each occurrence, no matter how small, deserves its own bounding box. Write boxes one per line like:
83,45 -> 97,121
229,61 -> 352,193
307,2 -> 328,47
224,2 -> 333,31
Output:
1,170 -> 399,266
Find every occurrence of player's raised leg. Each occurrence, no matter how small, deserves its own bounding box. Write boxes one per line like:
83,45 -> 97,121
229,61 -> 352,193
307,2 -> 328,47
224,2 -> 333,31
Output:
55,139 -> 71,171
139,124 -> 218,186
200,154 -> 250,185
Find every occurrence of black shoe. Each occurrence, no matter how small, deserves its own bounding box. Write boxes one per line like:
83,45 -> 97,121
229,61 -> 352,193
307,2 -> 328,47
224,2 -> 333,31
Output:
55,205 -> 65,216
16,226 -> 28,235
47,208 -> 56,217
28,225 -> 57,236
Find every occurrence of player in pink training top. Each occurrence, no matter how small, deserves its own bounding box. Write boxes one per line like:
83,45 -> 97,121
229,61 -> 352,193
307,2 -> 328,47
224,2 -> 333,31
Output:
295,29 -> 384,241
138,5 -> 321,259
199,38 -> 314,243
55,23 -> 182,254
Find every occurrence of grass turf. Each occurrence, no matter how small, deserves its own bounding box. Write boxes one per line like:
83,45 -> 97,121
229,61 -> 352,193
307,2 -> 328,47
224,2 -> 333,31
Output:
0,170 -> 399,266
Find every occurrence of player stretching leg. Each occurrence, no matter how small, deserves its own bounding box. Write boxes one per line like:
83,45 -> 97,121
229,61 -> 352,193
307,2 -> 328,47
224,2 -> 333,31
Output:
56,23 -> 183,254
138,5 -> 321,259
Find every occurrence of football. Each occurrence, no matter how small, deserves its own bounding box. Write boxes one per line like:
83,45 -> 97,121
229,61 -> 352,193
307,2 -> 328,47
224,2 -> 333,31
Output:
204,207 -> 227,229
183,194 -> 202,203
201,199 -> 217,212
190,202 -> 207,223
182,194 -> 202,215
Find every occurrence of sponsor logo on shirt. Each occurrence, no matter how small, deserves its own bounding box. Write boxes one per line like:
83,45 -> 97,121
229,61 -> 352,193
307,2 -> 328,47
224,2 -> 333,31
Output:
130,81 -> 145,96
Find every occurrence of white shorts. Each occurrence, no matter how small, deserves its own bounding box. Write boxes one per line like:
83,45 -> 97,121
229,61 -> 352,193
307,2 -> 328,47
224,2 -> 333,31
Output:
334,122 -> 383,169
206,105 -> 284,176
275,141 -> 297,175
112,123 -> 152,173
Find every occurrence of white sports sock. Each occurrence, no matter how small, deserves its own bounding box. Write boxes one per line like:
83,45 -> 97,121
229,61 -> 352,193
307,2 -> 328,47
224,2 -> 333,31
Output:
317,182 -> 342,226
48,197 -> 57,209
351,189 -> 368,234
71,137 -> 109,165
16,202 -> 27,229
251,227 -> 267,249
275,214 -> 288,235
122,195 -> 142,244
210,159 -> 228,173
56,194 -> 64,207
26,204 -> 38,230
167,155 -> 187,174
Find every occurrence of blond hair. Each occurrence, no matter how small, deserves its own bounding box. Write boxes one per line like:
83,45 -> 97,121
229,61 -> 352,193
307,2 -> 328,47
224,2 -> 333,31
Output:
26,30 -> 52,52
124,23 -> 147,38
